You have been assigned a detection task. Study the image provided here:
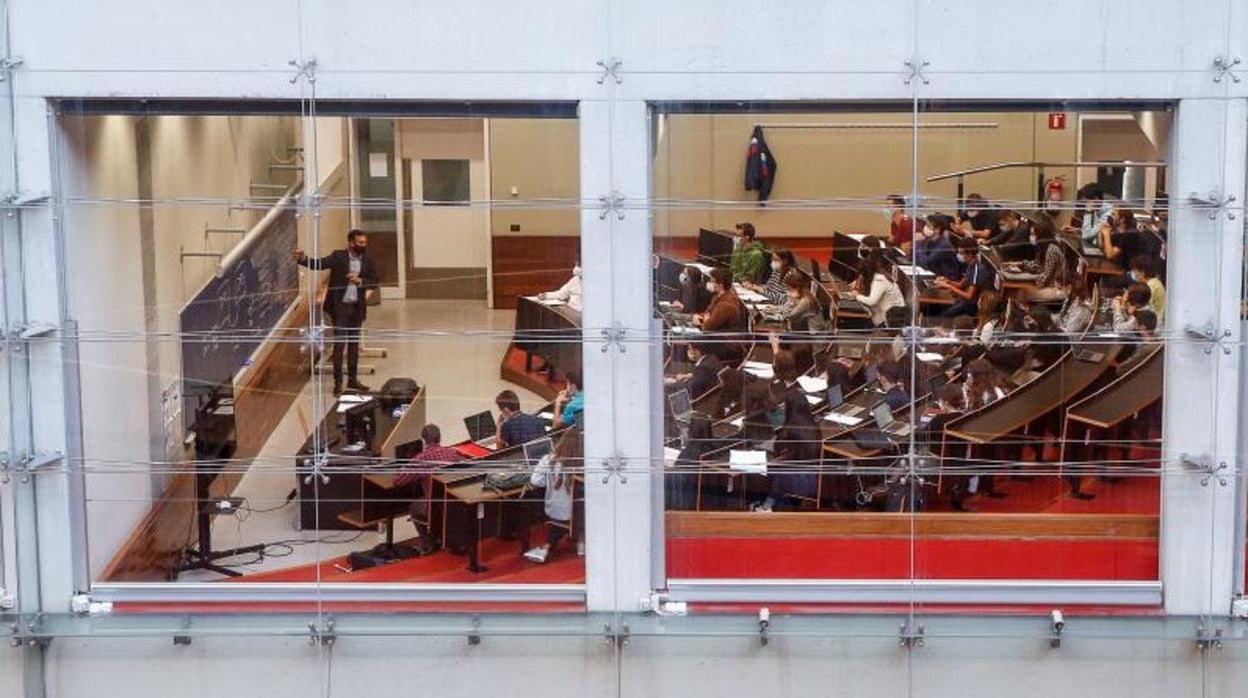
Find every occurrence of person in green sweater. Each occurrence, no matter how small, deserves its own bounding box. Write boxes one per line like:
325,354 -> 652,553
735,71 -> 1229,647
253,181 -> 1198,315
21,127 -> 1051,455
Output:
730,222 -> 768,285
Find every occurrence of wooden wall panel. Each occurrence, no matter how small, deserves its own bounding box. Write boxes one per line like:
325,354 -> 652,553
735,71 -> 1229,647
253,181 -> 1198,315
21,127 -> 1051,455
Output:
490,234 -> 581,309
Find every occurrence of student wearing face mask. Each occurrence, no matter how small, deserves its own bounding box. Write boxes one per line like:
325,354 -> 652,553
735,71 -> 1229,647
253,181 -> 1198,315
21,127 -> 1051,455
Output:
671,265 -> 712,314
1055,276 -> 1095,335
665,341 -> 722,399
958,193 -> 998,238
540,261 -> 584,311
886,194 -> 915,255
986,210 -> 1034,262
730,222 -> 769,285
1128,255 -> 1166,324
914,214 -> 961,279
694,267 -> 747,363
847,250 -> 905,327
1112,283 -> 1152,333
1020,217 -> 1068,302
777,273 -> 820,330
935,238 -> 994,317
746,248 -> 796,304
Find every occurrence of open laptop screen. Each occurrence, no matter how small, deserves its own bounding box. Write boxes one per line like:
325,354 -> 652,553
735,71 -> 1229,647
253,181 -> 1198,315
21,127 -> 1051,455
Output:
871,401 -> 893,429
463,410 -> 495,443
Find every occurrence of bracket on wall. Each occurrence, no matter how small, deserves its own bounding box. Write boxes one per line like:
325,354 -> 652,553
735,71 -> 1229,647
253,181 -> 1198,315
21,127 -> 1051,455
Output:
600,322 -> 627,353
596,58 -> 622,85
0,191 -> 48,218
1182,322 -> 1233,355
467,616 -> 482,646
903,59 -> 930,86
598,191 -> 626,220
8,614 -> 51,649
1186,191 -> 1238,221
1178,453 -> 1229,487
898,620 -> 925,648
1195,624 -> 1223,652
288,58 -> 318,85
308,617 -> 335,646
1211,56 -> 1242,84
603,622 -> 630,648
1,451 -> 62,484
601,452 -> 628,485
0,56 -> 23,82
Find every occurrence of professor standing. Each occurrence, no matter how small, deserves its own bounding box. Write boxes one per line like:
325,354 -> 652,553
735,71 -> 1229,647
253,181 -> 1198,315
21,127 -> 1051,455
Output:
295,229 -> 379,395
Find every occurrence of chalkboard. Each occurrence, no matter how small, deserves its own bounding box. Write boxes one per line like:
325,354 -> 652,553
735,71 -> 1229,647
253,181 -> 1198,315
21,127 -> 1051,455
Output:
180,205 -> 300,428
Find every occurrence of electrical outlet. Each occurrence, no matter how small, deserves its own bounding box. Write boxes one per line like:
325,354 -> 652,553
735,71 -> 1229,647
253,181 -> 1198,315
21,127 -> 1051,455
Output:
510,224 -> 521,232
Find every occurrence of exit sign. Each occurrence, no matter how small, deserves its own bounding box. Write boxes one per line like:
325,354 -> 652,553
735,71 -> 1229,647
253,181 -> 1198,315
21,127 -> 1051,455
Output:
1048,112 -> 1067,130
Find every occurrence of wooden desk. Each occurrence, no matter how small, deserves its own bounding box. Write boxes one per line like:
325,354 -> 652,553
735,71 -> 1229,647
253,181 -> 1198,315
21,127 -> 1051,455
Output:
944,345 -> 1120,445
510,295 -> 582,376
1065,346 -> 1163,430
296,387 -> 427,530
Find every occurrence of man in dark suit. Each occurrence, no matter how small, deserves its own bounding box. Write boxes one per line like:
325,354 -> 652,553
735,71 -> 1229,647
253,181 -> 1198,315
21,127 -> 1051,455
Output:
295,229 -> 379,395
666,342 -> 722,399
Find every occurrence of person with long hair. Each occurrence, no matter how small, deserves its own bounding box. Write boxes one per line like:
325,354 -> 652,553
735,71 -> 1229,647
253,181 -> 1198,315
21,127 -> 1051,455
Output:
671,265 -> 712,314
962,357 -> 1005,411
1055,275 -> 1094,335
778,272 -> 820,330
849,249 -> 904,327
753,390 -> 822,512
1020,216 -> 1068,302
746,248 -> 797,304
523,430 -> 581,563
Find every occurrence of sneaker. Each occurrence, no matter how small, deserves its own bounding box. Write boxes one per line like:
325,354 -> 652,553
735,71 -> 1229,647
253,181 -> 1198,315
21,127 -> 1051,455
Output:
347,380 -> 370,392
523,546 -> 549,563
332,382 -> 343,396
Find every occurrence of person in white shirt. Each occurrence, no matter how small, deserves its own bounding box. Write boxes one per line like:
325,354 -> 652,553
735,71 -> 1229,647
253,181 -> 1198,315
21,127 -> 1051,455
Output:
847,251 -> 904,326
523,430 -> 581,564
540,262 -> 583,311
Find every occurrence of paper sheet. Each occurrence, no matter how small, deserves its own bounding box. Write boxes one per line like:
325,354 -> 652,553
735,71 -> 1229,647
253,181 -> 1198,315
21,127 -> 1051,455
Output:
728,449 -> 768,474
823,412 -> 865,426
916,352 -> 944,363
664,446 -> 681,467
796,375 -> 828,393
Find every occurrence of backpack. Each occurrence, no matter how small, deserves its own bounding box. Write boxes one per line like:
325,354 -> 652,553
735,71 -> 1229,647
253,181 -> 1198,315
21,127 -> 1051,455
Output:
378,377 -> 419,410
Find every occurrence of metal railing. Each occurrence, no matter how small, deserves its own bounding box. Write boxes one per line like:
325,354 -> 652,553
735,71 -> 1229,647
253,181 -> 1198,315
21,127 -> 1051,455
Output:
925,160 -> 1168,203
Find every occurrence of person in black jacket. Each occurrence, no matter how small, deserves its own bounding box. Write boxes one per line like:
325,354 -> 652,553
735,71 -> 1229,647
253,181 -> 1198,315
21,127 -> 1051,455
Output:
295,229 -> 380,395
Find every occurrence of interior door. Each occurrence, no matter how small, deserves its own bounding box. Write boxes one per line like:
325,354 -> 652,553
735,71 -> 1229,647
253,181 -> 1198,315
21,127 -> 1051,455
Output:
403,120 -> 490,300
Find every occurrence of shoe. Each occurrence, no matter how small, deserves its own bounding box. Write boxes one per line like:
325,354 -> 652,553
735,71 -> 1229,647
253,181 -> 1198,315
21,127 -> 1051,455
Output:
523,546 -> 549,563
332,382 -> 343,396
347,380 -> 370,392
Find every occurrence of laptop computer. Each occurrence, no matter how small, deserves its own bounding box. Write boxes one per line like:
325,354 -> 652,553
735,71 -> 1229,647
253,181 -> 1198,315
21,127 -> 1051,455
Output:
668,388 -> 694,424
463,410 -> 495,445
523,436 -> 554,467
826,383 -> 844,410
395,438 -> 424,460
851,402 -> 895,451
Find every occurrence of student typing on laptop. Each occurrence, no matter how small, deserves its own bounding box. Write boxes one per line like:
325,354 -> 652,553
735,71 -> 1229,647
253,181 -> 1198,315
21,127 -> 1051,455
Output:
494,390 -> 547,450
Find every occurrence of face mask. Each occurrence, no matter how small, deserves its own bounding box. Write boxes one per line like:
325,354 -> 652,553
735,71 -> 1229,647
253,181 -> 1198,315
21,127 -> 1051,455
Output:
998,224 -> 1011,233
706,282 -> 717,293
956,254 -> 968,264
1130,271 -> 1142,282
572,265 -> 582,278
1029,235 -> 1037,245
771,261 -> 782,271
733,237 -> 743,249
965,209 -> 980,218
679,272 -> 689,285
857,248 -> 867,259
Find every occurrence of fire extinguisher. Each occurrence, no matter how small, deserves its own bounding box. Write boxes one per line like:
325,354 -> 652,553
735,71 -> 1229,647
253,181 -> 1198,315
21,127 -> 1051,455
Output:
1043,176 -> 1065,211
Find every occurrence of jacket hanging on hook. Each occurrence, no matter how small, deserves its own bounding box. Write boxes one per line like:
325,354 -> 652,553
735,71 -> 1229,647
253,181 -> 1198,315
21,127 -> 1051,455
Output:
744,126 -> 777,203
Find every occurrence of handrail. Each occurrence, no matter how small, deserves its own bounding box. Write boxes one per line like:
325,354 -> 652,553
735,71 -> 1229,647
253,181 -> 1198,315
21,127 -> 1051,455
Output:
926,160 -> 1167,183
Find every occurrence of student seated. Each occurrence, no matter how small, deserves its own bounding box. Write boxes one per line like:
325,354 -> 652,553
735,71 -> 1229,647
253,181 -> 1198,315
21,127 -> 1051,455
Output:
740,380 -> 780,448
936,237 -> 994,317
957,193 -> 998,238
1022,306 -> 1067,370
974,290 -> 1004,347
671,265 -> 712,314
962,357 -> 1006,411
1064,183 -> 1113,249
1112,283 -> 1152,333
778,272 -> 822,331
730,222 -> 769,285
848,249 -> 905,326
1055,276 -> 1095,335
494,390 -> 546,449
395,424 -> 463,547
523,430 -> 581,564
666,342 -> 722,399
668,414 -> 718,511
1135,308 -> 1158,340
986,210 -> 1035,262
1020,217 -> 1068,302
1129,255 -> 1166,324
877,360 -> 910,411
745,248 -> 797,304
914,214 -> 961,279
886,194 -> 915,254
540,261 -> 582,310
694,267 -> 748,363
552,370 -> 584,428
1103,208 -> 1160,269
921,383 -> 966,448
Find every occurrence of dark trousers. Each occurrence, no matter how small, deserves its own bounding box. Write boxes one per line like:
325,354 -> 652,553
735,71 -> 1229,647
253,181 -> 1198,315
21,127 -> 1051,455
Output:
330,301 -> 365,383
941,299 -> 977,318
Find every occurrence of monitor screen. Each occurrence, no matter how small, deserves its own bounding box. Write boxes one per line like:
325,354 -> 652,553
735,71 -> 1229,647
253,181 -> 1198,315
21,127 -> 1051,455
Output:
668,388 -> 692,417
523,437 -> 554,467
871,401 -> 893,429
826,383 -> 844,409
463,410 -> 495,443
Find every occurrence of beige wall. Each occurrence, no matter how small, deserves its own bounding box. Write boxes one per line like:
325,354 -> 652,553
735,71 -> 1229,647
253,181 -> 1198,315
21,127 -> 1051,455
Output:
646,111 -> 1178,238
60,113 -> 302,577
488,118 -> 580,237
